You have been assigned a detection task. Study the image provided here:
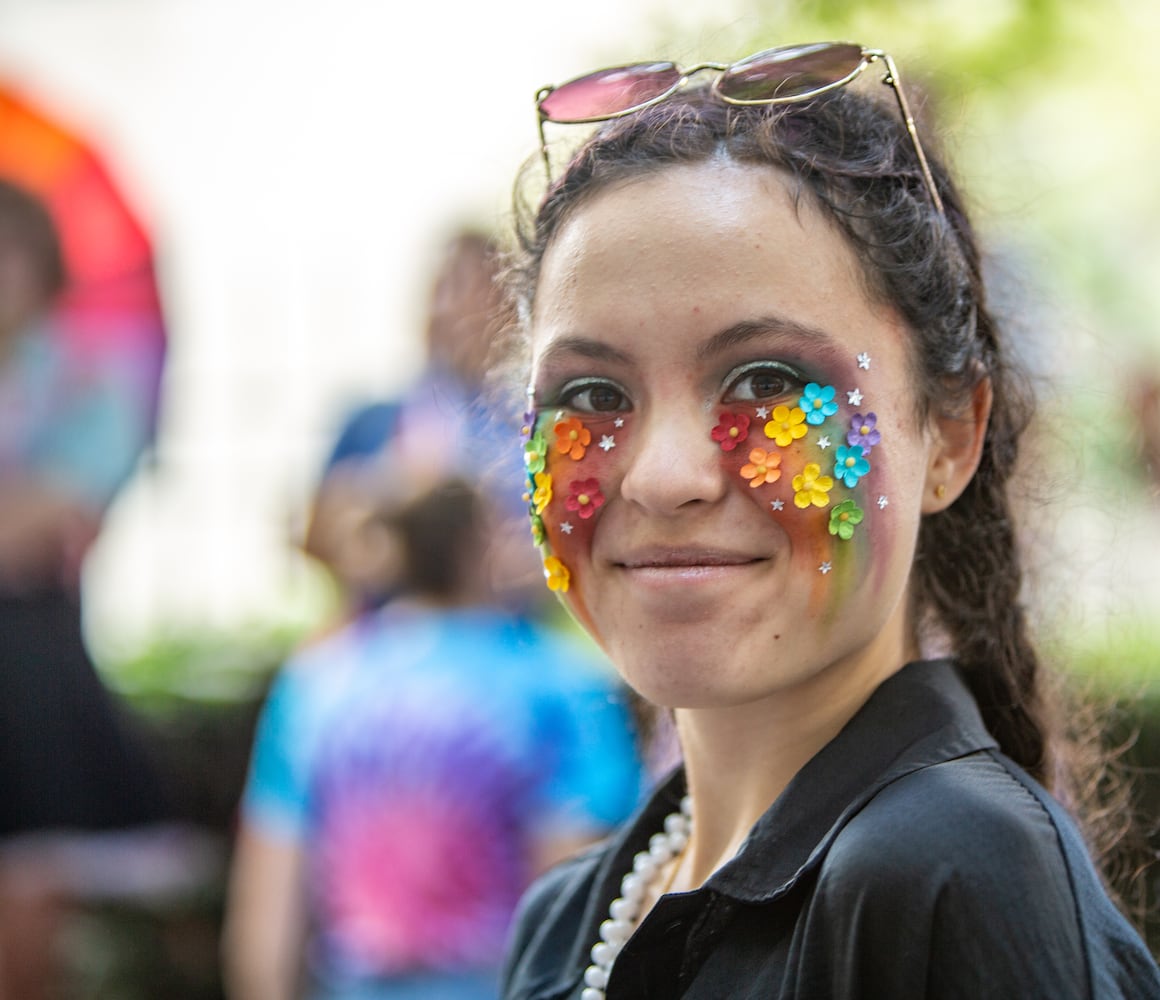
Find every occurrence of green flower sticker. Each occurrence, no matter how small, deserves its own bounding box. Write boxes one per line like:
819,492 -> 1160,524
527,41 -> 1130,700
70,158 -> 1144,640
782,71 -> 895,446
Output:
828,499 -> 864,540
524,431 -> 547,475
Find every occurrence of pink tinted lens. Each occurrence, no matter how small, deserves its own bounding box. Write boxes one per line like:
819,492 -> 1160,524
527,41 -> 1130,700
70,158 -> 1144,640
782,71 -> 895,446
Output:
717,42 -> 863,102
540,63 -> 682,122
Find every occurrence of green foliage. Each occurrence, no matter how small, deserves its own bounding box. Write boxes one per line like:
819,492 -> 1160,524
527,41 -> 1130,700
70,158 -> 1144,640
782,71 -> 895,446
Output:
95,624 -> 306,714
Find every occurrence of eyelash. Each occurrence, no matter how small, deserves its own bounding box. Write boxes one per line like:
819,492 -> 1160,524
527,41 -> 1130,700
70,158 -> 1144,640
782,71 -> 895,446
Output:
550,377 -> 630,414
722,361 -> 806,404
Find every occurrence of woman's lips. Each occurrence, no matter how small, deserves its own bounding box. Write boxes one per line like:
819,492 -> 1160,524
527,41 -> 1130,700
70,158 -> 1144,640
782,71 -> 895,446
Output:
612,547 -> 768,581
616,547 -> 762,568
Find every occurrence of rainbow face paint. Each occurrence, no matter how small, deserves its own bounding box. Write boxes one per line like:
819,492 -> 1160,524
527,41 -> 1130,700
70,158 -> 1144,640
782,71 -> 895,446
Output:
522,361 -> 890,629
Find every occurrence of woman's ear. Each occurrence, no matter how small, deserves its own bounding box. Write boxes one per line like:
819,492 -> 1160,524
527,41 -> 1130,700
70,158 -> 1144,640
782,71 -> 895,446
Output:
922,376 -> 992,514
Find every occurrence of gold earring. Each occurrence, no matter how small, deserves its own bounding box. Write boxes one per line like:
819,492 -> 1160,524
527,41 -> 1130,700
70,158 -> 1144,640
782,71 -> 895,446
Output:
935,483 -> 947,500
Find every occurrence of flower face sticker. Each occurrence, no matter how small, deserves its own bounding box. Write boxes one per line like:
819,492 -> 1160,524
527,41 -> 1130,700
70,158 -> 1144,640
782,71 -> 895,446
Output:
846,413 -> 880,453
828,499 -> 864,540
711,412 -> 751,452
834,445 -> 871,489
764,405 -> 808,447
792,463 -> 834,509
543,555 -> 570,592
565,478 -> 605,519
532,472 -> 553,515
554,416 -> 591,460
740,448 -> 782,488
799,383 -> 839,426
524,431 -> 547,474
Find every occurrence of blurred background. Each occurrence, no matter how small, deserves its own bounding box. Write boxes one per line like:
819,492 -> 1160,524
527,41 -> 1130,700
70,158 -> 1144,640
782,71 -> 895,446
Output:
1,0 -> 1158,996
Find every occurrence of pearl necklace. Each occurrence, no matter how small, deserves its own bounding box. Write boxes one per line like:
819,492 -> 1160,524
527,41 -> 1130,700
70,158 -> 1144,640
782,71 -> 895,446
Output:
580,794 -> 693,1000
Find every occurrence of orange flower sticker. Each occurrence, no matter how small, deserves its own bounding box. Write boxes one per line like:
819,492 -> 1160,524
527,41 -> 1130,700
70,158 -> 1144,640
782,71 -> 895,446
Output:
764,405 -> 808,448
554,417 -> 592,460
740,448 -> 782,488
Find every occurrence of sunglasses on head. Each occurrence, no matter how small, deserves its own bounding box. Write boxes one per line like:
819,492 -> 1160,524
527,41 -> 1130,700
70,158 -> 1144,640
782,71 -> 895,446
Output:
535,41 -> 944,216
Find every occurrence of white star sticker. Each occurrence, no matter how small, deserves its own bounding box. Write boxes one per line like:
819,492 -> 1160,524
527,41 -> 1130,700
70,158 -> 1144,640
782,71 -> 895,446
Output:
877,495 -> 889,509
755,406 -> 770,420
820,561 -> 833,574
614,417 -> 624,428
847,388 -> 863,406
560,521 -> 574,534
599,434 -> 616,452
770,499 -> 785,511
857,353 -> 871,370
818,435 -> 831,450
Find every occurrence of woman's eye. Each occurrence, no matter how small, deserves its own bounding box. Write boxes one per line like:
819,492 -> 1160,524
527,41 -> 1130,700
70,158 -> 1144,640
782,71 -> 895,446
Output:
723,364 -> 802,403
559,380 -> 627,413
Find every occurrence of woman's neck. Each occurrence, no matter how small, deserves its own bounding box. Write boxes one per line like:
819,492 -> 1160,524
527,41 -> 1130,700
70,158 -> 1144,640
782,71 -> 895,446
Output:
672,636 -> 916,889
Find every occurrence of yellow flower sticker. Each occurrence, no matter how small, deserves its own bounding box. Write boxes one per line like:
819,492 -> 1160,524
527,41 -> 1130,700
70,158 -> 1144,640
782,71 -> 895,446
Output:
543,555 -> 570,592
764,405 -> 808,448
792,463 -> 834,509
532,472 -> 553,515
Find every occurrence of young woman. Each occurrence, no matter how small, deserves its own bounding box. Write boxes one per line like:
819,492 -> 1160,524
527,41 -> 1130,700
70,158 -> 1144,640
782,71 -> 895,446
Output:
499,42 -> 1160,999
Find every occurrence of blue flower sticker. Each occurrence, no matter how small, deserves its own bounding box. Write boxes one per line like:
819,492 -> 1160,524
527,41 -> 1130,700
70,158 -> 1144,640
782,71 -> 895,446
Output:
800,383 -> 838,426
834,444 -> 871,488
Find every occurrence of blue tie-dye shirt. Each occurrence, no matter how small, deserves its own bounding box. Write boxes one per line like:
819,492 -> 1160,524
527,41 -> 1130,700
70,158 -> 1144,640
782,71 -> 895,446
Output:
242,603 -> 645,999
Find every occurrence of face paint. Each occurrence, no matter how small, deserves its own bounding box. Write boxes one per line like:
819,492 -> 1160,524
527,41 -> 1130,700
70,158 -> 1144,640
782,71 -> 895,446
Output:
522,397 -> 625,632
703,373 -> 889,621
522,357 -> 896,634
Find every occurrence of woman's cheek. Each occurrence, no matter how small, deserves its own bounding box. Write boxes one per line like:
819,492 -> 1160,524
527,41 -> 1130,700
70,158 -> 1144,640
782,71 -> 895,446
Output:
521,408 -> 625,631
711,388 -> 892,618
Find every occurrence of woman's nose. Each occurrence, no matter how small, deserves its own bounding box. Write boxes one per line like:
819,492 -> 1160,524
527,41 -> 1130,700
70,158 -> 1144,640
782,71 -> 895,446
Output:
618,403 -> 728,514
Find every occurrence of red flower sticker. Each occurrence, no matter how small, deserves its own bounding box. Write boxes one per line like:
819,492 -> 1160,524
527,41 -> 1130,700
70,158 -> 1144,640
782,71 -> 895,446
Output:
565,478 -> 605,519
711,412 -> 751,452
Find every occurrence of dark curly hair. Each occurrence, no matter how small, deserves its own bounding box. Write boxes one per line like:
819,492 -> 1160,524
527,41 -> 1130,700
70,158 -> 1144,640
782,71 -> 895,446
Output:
498,83 -> 1150,915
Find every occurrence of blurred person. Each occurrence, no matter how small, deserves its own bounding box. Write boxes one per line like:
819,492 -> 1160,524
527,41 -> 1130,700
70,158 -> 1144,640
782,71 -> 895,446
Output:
223,228 -> 644,1000
298,228 -> 535,632
0,180 -> 174,995
223,469 -> 644,1000
300,399 -> 409,631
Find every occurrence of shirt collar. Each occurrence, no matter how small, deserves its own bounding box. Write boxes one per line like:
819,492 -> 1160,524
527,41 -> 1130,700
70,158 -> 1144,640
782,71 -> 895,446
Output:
556,659 -> 998,986
710,658 -> 998,902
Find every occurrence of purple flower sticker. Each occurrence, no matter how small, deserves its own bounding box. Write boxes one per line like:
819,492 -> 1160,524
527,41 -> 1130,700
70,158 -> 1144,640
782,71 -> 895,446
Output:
847,412 -> 881,453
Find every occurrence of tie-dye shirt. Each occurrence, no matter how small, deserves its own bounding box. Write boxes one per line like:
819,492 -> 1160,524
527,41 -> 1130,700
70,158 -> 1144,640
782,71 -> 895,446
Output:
242,603 -> 644,999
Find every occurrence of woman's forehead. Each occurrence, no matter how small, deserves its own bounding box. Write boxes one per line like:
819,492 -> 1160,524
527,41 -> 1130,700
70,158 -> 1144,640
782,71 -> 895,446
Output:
530,161 -> 901,367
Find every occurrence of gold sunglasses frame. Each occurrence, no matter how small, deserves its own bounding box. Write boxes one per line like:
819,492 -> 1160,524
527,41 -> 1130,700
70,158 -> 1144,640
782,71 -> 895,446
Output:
535,42 -> 945,216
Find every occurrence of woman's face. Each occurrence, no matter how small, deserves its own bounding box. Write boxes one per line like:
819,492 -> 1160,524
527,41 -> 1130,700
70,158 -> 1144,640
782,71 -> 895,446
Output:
524,161 -> 936,709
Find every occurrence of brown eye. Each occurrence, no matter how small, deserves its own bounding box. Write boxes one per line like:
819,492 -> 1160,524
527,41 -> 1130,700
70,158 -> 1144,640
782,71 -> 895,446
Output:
723,363 -> 803,403
560,379 -> 629,413
587,384 -> 624,411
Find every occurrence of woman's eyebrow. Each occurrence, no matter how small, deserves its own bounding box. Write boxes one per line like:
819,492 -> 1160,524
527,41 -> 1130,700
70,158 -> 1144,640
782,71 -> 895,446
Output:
696,316 -> 837,361
535,335 -> 635,368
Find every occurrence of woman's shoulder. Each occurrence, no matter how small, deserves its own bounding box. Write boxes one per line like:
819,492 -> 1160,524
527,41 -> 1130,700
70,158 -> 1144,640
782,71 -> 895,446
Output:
502,841 -> 610,995
833,747 -> 1067,870
813,748 -> 1160,996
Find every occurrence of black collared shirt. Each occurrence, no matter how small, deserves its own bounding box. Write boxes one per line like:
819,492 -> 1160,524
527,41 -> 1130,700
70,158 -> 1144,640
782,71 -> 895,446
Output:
502,661 -> 1160,999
